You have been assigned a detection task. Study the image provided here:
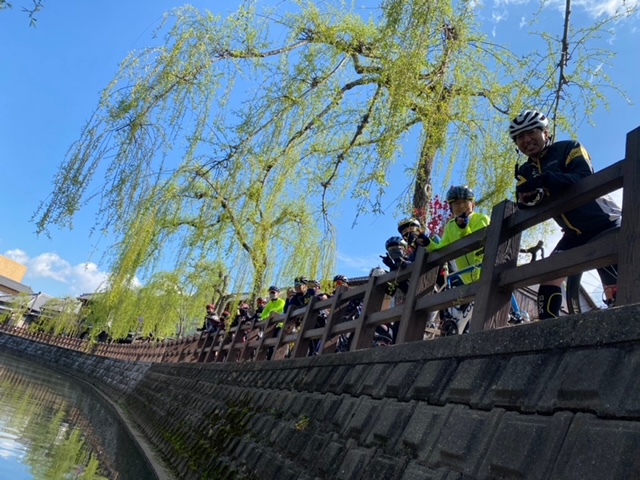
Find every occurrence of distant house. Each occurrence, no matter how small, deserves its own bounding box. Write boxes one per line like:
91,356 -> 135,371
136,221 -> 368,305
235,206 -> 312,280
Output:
0,274 -> 34,296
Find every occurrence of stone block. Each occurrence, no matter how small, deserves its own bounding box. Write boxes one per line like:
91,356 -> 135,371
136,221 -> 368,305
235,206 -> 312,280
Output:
283,428 -> 312,458
407,359 -> 457,404
315,440 -> 348,477
487,352 -> 561,413
331,396 -> 361,434
255,454 -> 283,480
400,462 -> 461,480
476,411 -> 573,480
612,347 -> 640,417
361,453 -> 407,480
426,405 -> 504,477
442,357 -> 505,409
279,367 -> 302,390
344,397 -> 380,441
399,404 -> 454,460
336,446 -> 375,480
365,400 -> 415,452
268,418 -> 290,444
357,363 -> 393,397
302,366 -> 334,393
342,364 -> 369,395
550,413 -> 640,480
300,432 -> 330,465
376,362 -> 422,400
315,394 -> 343,425
326,365 -> 352,394
538,348 -> 626,416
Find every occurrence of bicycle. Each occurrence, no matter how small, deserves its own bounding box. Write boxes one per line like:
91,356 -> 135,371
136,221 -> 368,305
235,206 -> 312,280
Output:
436,264 -> 531,337
565,226 -> 619,314
433,241 -> 548,336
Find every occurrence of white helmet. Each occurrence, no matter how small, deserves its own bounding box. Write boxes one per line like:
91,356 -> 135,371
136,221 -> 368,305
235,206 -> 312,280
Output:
369,266 -> 386,277
509,110 -> 549,140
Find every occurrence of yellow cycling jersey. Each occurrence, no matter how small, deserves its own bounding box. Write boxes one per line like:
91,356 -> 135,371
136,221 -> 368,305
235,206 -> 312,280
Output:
427,212 -> 490,284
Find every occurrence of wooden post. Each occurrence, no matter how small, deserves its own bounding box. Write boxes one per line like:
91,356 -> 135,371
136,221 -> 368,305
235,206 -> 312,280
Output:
291,296 -> 319,358
238,316 -> 260,362
617,126 -> 640,306
471,200 -> 520,333
224,325 -> 242,363
271,305 -> 295,360
253,317 -> 273,362
319,287 -> 346,355
395,247 -> 435,344
351,275 -> 386,350
214,329 -> 231,362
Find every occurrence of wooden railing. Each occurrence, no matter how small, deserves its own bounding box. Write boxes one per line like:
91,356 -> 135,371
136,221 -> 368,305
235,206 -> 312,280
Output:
2,126 -> 638,363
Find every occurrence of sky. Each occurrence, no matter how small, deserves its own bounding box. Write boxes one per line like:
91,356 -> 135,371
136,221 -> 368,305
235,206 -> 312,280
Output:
0,0 -> 638,298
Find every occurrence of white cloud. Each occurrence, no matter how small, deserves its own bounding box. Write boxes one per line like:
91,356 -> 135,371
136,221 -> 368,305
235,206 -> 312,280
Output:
3,250 -> 110,296
572,0 -> 639,18
494,0 -> 639,17
494,0 -> 530,6
337,252 -> 381,275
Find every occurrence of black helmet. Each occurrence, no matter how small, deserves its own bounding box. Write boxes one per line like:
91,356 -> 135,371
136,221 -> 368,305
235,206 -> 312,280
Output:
294,276 -> 308,285
446,185 -> 475,204
373,324 -> 393,346
397,217 -> 421,234
385,236 -> 407,251
268,285 -> 280,293
333,274 -> 348,284
509,110 -> 549,140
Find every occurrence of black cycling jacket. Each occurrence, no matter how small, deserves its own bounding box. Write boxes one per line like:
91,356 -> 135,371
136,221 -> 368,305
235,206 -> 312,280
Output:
516,140 -> 621,235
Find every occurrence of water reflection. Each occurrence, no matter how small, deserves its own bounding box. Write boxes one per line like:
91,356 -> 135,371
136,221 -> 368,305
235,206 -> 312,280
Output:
0,348 -> 157,480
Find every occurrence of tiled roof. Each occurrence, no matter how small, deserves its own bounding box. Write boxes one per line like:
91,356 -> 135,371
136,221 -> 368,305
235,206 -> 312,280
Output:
0,275 -> 34,294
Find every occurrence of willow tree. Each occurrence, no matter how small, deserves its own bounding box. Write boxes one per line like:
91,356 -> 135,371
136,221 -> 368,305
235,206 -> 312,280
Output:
34,0 -> 630,336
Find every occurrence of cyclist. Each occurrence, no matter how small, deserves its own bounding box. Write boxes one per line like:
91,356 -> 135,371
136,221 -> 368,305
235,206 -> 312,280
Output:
230,303 -> 252,328
379,236 -> 411,298
510,110 -> 621,318
261,285 -> 286,360
396,187 -> 488,285
201,304 -> 221,333
381,236 -> 411,271
252,297 -> 267,319
285,276 -> 309,312
426,186 -> 490,284
396,218 -> 430,262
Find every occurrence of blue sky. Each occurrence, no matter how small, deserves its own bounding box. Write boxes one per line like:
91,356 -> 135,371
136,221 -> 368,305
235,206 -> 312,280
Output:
0,0 -> 638,298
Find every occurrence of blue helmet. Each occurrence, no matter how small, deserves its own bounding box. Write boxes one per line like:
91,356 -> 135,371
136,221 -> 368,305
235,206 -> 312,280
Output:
446,186 -> 475,204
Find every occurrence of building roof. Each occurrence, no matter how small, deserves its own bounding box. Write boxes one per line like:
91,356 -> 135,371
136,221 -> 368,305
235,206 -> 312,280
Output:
0,274 -> 34,295
0,292 -> 57,313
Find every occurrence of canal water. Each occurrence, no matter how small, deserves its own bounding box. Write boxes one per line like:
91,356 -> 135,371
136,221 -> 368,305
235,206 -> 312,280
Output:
0,347 -> 157,480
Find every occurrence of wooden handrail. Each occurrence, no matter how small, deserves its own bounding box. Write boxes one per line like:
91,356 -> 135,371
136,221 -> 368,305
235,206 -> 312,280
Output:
1,126 -> 637,364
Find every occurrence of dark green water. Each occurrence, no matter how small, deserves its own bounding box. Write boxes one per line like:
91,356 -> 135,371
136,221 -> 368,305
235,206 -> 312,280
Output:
0,348 -> 157,480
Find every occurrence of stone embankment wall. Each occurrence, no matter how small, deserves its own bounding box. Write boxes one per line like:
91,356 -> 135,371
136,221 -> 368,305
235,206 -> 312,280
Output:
3,305 -> 640,480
